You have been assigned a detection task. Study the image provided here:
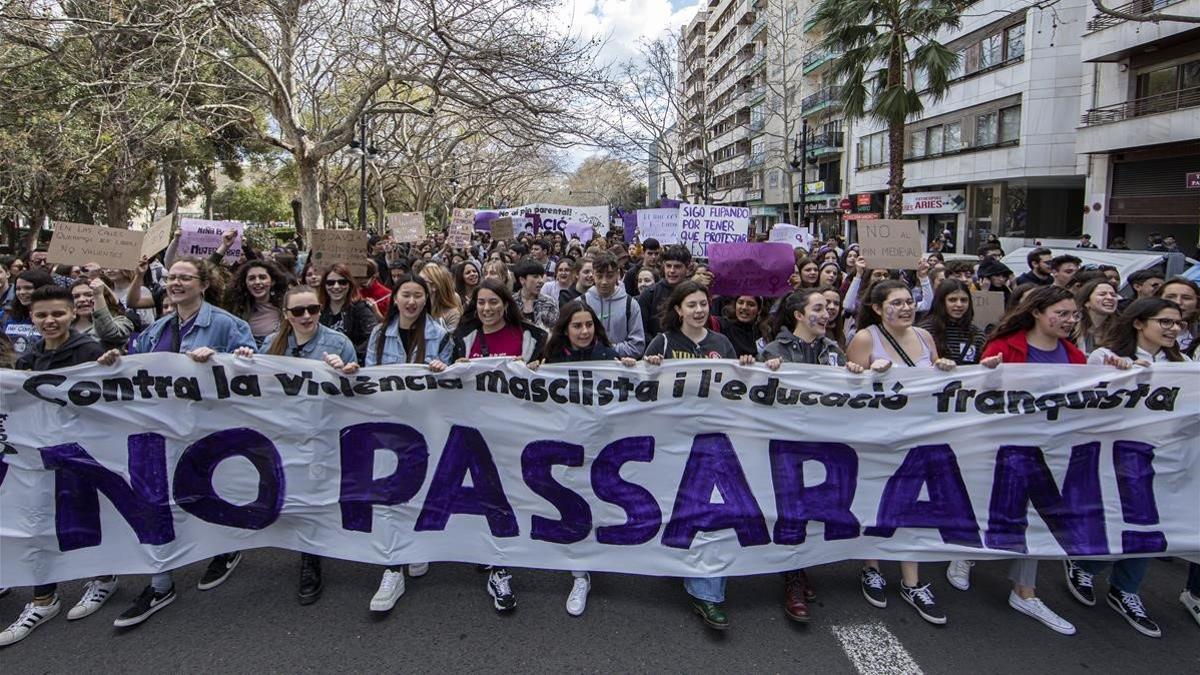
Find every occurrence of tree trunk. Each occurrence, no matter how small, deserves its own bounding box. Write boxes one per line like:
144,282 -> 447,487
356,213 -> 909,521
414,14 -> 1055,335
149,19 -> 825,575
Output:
104,185 -> 132,229
201,166 -> 216,220
297,157 -> 322,237
163,160 -> 181,217
886,46 -> 906,220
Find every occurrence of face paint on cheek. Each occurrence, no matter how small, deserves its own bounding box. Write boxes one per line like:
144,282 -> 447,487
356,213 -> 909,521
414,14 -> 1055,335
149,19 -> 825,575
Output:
807,314 -> 820,327
885,306 -> 897,321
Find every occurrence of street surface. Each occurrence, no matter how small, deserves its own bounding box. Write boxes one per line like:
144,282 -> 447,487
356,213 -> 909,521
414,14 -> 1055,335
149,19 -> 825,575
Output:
1,554 -> 1197,673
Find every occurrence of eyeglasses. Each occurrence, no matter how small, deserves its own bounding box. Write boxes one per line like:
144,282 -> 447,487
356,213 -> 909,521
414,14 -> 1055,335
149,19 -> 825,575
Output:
286,304 -> 322,317
325,279 -> 350,287
886,299 -> 916,308
165,274 -> 200,283
1050,310 -> 1083,321
1151,318 -> 1189,330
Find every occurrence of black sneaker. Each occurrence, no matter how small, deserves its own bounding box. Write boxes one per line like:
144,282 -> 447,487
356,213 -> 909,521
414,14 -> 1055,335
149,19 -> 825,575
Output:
1064,560 -> 1096,606
861,567 -> 887,608
901,582 -> 947,625
298,554 -> 323,606
113,585 -> 175,628
487,567 -> 516,612
1106,588 -> 1161,638
198,552 -> 242,590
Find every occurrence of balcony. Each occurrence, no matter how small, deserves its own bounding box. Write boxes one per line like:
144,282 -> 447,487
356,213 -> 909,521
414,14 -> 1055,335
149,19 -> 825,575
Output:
1077,86 -> 1200,154
802,49 -> 840,75
748,153 -> 766,168
749,116 -> 766,132
744,50 -> 766,74
807,131 -> 845,156
746,84 -> 766,103
801,178 -> 841,198
1085,0 -> 1186,32
802,7 -> 820,33
745,189 -> 764,202
1081,0 -> 1199,62
801,86 -> 841,116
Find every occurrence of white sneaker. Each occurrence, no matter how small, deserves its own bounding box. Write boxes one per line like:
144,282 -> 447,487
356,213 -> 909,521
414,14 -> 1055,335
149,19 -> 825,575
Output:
946,560 -> 974,591
408,563 -> 429,578
1009,592 -> 1076,635
68,578 -> 118,620
1182,590 -> 1200,628
369,569 -> 405,612
566,574 -> 591,617
0,598 -> 61,647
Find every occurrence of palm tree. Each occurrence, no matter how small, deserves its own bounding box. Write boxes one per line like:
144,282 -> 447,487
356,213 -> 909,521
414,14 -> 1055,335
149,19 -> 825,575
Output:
814,0 -> 963,218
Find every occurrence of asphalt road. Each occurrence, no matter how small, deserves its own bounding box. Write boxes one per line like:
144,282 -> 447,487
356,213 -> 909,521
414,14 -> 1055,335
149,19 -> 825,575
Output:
1,554 -> 1197,673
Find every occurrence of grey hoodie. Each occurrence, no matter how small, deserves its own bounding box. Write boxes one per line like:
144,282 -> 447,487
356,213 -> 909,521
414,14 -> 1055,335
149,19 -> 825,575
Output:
584,285 -> 645,358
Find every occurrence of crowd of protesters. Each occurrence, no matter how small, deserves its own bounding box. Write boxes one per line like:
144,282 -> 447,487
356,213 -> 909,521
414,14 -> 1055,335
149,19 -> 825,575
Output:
1,224 -> 1197,646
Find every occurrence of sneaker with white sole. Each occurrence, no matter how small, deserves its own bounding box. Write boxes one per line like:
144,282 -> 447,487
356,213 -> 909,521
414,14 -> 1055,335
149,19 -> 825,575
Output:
1180,590 -> 1200,628
198,552 -> 242,590
566,574 -> 590,616
408,563 -> 429,578
67,577 -> 118,620
370,569 -> 405,612
487,567 -> 516,612
900,582 -> 947,625
1064,560 -> 1095,606
0,598 -> 61,647
860,567 -> 887,608
1009,592 -> 1076,635
1106,588 -> 1161,638
113,585 -> 174,628
946,560 -> 973,591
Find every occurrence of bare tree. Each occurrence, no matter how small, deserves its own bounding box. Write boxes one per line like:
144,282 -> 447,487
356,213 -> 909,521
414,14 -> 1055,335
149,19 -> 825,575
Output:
754,0 -> 809,226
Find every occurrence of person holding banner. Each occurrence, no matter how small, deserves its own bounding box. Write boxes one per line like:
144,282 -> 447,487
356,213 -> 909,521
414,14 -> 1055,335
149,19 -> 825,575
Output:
69,279 -> 134,352
98,257 -> 256,629
918,280 -> 994,366
759,288 -> 865,623
819,287 -> 848,349
643,281 -> 753,630
0,286 -> 113,647
224,260 -> 289,349
529,300 -> 637,617
317,263 -> 381,364
256,285 -> 359,606
1073,279 -> 1120,355
847,280 -> 958,626
584,253 -> 645,358
1060,297 -> 1192,638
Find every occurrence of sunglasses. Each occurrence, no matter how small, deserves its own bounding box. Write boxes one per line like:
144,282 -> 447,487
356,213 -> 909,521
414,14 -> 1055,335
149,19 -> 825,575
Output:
325,278 -> 350,287
286,304 -> 322,317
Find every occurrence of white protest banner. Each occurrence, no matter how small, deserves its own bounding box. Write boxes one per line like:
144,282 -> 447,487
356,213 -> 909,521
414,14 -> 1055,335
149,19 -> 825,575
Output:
449,208 -> 476,247
679,204 -> 750,258
971,290 -> 1007,332
140,213 -> 175,259
769,224 -> 814,251
387,212 -> 426,243
635,208 -> 682,244
2,356 -> 1197,587
856,219 -> 922,270
493,203 -> 608,234
309,229 -> 368,276
179,219 -> 243,262
47,222 -> 145,270
564,222 -> 594,244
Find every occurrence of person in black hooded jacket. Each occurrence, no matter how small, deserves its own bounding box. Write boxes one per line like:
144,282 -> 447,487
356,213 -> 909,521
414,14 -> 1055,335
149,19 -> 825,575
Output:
716,295 -> 771,357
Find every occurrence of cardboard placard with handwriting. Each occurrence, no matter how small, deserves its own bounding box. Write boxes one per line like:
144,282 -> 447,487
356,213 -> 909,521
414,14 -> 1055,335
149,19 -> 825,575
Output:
856,219 -> 923,270
48,222 -> 145,270
387,212 -> 426,243
490,217 -> 515,241
971,290 -> 1007,332
448,208 -> 476,248
309,229 -> 369,276
141,213 -> 175,259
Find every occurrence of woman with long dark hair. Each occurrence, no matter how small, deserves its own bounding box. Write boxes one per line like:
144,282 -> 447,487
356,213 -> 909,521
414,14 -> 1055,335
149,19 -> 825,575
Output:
918,280 -> 997,366
1073,278 -> 1119,354
454,278 -> 547,362
1157,277 -> 1198,358
318,263 -> 380,363
3,268 -> 53,359
717,295 -> 772,357
453,259 -> 482,305
223,259 -> 289,348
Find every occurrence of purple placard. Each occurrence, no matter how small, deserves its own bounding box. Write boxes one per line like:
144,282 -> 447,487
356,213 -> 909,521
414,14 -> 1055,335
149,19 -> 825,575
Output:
708,242 -> 795,298
474,211 -> 500,231
621,211 -> 638,243
661,198 -> 682,209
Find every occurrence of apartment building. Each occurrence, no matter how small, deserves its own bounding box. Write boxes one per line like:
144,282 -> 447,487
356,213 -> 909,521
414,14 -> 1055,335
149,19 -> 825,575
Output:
845,0 -> 1088,254
1075,1 -> 1200,249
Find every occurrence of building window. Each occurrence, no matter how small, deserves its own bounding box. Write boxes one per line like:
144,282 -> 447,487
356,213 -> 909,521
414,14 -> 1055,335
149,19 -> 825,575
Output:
1005,25 -> 1025,61
1136,58 -> 1200,98
927,125 -> 944,155
910,129 -> 926,158
976,111 -> 998,146
768,169 -> 780,189
1000,106 -> 1021,142
945,121 -> 962,151
949,49 -> 966,80
979,34 -> 1001,70
949,15 -> 1027,82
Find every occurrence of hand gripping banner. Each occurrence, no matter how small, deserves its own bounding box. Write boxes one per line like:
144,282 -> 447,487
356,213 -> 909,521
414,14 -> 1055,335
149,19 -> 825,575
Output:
1,355 -> 1197,586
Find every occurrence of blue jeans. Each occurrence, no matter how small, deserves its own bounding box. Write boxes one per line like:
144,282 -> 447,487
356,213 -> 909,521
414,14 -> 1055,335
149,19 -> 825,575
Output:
1077,558 -> 1148,594
1187,562 -> 1200,596
684,577 -> 726,603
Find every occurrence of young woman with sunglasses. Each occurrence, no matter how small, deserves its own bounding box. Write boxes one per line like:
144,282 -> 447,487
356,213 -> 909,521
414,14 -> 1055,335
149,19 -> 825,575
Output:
318,263 -> 380,364
847,280 -> 958,626
96,257 -> 255,629
325,274 -> 452,613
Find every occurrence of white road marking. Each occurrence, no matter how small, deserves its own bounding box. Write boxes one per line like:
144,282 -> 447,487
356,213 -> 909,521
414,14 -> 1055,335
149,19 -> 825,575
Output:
831,622 -> 924,675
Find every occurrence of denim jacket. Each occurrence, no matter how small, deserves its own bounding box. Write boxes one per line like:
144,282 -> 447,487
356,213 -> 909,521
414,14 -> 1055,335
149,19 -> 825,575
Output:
365,316 -> 454,366
262,324 -> 357,364
133,302 -> 255,354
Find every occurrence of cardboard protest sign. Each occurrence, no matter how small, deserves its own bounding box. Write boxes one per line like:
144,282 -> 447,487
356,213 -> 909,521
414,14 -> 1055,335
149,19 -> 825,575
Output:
448,208 -> 476,248
635,208 -> 681,244
309,229 -> 369,276
141,213 -> 175,259
971,290 -> 1007,332
564,222 -> 594,244
387,212 -> 425,243
490,217 -> 515,241
179,219 -> 243,262
708,242 -> 796,298
856,219 -> 922,270
769,224 -> 814,251
48,222 -> 144,270
678,204 -> 750,258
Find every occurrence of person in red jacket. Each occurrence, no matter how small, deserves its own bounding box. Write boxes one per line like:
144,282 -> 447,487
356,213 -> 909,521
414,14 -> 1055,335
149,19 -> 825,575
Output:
355,259 -> 393,316
981,285 -> 1086,365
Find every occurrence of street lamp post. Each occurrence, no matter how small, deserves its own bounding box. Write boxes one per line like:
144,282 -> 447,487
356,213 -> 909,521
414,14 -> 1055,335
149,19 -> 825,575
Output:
789,119 -> 813,228
346,100 -> 430,232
